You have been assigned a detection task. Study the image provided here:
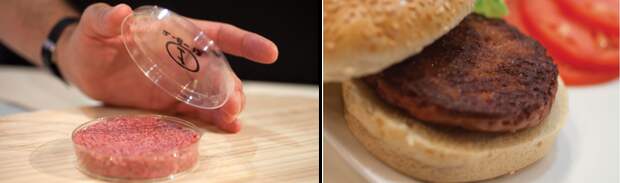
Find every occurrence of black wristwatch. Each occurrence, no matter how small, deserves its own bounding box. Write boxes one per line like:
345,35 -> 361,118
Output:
41,17 -> 79,83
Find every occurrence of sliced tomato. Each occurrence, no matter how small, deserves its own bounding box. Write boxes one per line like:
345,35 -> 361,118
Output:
555,0 -> 619,36
557,61 -> 619,86
503,0 -> 529,35
519,0 -> 619,73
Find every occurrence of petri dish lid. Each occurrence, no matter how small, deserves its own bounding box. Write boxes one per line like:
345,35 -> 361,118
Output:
121,6 -> 234,109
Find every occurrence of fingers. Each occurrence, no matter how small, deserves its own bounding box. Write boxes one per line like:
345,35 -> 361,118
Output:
214,119 -> 242,133
81,3 -> 132,38
176,74 -> 245,133
191,20 -> 278,64
81,5 -> 277,63
199,75 -> 245,129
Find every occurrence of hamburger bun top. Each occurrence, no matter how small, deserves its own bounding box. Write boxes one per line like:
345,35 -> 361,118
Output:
324,0 -> 475,82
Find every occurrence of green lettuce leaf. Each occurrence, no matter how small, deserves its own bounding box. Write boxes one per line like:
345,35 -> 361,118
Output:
474,0 -> 508,18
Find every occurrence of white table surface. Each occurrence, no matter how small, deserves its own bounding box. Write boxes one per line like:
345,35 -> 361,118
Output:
0,65 -> 320,183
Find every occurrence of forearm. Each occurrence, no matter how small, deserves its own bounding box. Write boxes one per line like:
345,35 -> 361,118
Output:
0,0 -> 78,66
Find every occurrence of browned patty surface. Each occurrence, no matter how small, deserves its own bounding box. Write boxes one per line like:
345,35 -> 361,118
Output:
364,14 -> 558,132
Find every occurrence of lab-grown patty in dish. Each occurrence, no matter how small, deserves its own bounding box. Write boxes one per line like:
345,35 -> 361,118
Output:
72,115 -> 200,181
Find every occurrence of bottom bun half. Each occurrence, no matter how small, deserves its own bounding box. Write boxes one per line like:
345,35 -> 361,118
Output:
342,79 -> 568,182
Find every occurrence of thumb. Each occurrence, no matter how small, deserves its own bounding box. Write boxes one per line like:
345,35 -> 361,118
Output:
81,3 -> 132,38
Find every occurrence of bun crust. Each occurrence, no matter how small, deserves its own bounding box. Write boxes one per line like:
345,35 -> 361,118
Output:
324,0 -> 475,81
342,79 -> 568,182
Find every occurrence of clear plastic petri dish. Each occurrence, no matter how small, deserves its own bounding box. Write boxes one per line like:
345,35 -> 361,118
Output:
121,5 -> 235,110
72,115 -> 202,182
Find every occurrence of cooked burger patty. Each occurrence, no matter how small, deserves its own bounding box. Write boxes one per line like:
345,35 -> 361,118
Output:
364,14 -> 558,132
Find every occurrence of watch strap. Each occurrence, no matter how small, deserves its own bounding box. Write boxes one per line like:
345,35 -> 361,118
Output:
41,17 -> 79,83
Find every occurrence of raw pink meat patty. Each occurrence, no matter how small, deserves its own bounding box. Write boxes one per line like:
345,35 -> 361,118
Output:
73,115 -> 200,180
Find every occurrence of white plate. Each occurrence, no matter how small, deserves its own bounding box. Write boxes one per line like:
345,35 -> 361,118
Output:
324,81 -> 619,183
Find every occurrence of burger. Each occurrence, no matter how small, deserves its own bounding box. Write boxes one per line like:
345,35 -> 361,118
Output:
324,0 -> 568,182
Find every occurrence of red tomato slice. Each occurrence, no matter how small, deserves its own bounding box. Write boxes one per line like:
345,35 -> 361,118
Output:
519,0 -> 619,73
503,0 -> 529,35
555,0 -> 619,36
557,61 -> 619,86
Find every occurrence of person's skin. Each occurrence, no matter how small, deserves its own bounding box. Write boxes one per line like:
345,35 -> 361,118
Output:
0,1 -> 278,133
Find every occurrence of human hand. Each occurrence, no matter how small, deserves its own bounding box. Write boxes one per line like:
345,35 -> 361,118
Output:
55,3 -> 278,133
